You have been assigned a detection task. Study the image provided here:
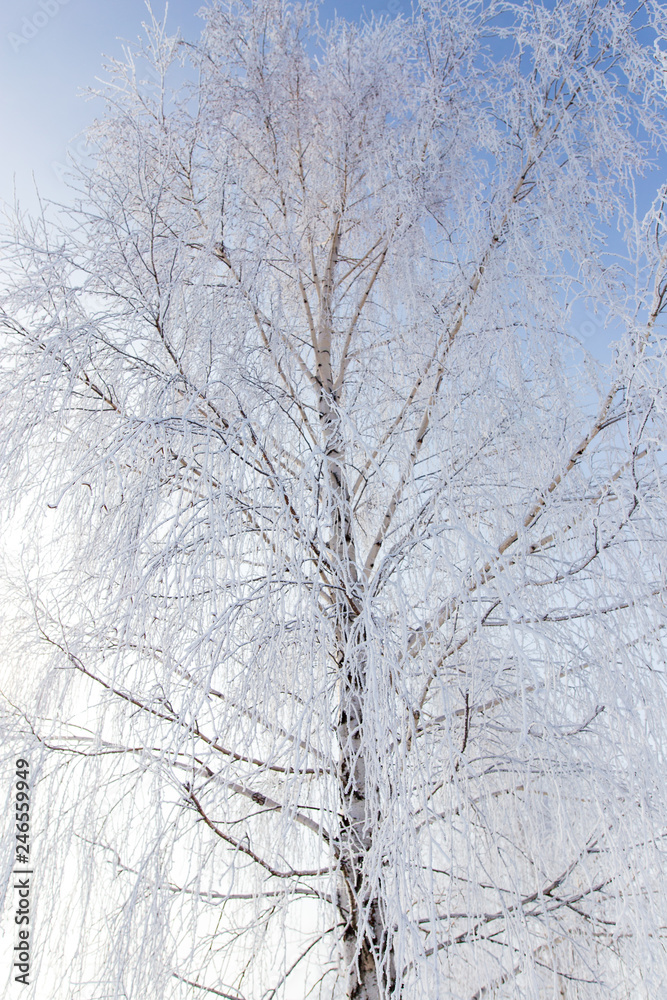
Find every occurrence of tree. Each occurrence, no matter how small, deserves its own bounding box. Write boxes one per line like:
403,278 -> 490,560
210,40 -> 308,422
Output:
1,0 -> 667,997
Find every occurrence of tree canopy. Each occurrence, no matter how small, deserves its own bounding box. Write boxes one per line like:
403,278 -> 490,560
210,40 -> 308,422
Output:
1,1 -> 667,998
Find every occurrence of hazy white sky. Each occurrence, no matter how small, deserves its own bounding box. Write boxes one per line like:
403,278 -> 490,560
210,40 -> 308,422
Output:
0,0 -> 407,210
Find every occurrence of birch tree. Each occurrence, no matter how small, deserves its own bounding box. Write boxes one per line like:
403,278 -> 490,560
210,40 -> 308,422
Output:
2,1 -> 667,998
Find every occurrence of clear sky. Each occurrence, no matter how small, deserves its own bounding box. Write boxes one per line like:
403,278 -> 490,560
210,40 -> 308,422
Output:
0,0 -> 408,211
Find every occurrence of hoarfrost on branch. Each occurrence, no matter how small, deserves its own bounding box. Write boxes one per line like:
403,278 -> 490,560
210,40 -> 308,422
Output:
1,1 -> 667,998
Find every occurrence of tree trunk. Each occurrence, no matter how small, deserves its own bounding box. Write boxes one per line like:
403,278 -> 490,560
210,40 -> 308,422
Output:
321,407 -> 396,999
315,220 -> 395,998
337,643 -> 397,999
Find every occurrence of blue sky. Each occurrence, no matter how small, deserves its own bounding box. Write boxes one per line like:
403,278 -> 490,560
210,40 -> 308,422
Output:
0,0 -> 408,210
1,0 -> 654,358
